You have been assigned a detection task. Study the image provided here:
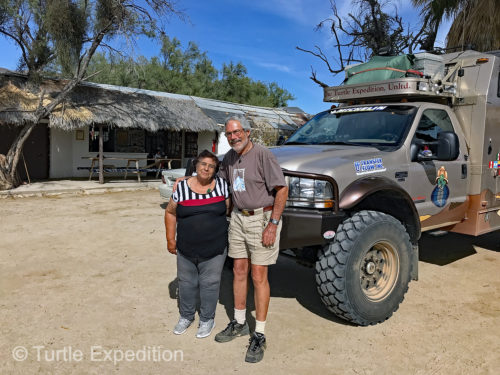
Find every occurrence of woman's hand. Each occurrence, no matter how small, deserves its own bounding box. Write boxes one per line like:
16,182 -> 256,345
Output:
167,239 -> 177,255
165,198 -> 178,255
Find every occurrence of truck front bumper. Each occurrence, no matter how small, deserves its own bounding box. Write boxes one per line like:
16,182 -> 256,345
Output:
279,208 -> 346,250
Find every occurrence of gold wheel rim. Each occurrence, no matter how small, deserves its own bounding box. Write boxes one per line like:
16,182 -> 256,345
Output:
359,241 -> 400,302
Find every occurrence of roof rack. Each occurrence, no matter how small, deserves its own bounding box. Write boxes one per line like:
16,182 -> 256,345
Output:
323,77 -> 456,104
323,52 -> 493,105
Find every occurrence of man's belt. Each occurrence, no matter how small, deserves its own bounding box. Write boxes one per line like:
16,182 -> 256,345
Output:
238,205 -> 273,216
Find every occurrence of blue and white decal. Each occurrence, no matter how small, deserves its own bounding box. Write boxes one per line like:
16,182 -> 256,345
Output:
354,158 -> 386,175
431,166 -> 450,207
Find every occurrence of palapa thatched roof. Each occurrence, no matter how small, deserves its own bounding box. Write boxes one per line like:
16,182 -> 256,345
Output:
0,71 -> 218,132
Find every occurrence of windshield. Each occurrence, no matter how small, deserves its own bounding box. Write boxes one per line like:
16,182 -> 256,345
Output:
286,105 -> 417,147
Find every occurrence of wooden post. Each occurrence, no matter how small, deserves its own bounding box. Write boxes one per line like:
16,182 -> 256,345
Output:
99,124 -> 104,184
22,152 -> 31,184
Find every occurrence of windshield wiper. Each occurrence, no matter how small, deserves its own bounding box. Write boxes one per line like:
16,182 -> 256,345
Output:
283,141 -> 310,145
320,141 -> 357,146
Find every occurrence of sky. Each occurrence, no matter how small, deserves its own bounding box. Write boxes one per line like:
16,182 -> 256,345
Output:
0,0 -> 452,115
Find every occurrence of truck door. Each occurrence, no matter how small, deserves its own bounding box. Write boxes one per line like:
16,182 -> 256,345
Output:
408,108 -> 468,230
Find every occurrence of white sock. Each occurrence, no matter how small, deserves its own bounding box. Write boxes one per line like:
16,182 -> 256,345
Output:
255,319 -> 266,335
234,308 -> 246,325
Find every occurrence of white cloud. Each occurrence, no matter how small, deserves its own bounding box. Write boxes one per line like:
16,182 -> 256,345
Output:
256,61 -> 292,73
247,0 -> 329,26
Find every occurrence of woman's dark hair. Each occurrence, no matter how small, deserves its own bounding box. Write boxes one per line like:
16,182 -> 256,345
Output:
193,149 -> 220,173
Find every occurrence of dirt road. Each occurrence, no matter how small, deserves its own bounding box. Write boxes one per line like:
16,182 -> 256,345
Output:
1,191 -> 499,374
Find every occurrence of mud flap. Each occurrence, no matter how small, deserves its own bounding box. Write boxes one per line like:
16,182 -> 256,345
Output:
411,244 -> 419,281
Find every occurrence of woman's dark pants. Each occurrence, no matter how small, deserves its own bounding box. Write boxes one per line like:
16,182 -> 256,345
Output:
176,249 -> 227,322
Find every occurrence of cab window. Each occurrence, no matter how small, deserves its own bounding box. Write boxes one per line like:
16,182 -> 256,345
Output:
414,109 -> 454,143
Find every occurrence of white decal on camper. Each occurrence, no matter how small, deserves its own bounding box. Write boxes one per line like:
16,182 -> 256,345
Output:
331,106 -> 387,114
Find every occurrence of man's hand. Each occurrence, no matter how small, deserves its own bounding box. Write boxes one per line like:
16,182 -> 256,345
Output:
261,185 -> 288,247
262,222 -> 278,247
172,176 -> 188,192
167,239 -> 177,255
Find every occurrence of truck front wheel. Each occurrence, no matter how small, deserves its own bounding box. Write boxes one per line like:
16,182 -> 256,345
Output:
316,210 -> 412,325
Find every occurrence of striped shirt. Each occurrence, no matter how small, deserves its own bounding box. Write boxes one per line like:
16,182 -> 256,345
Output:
172,177 -> 229,259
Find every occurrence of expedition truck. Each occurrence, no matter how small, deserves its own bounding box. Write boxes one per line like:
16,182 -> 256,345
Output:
272,50 -> 500,325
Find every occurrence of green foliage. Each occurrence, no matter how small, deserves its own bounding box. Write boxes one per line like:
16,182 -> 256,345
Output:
0,0 -> 182,190
0,0 -> 179,79
45,0 -> 88,74
86,37 -> 295,108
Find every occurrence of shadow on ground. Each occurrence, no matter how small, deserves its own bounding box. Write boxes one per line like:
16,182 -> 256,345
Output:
419,231 -> 500,266
168,254 -> 350,328
166,231 -> 500,325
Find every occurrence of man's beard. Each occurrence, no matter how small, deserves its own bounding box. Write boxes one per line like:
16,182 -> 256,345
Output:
230,137 -> 249,153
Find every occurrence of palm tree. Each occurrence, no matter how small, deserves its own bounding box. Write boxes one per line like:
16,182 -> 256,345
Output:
411,0 -> 462,51
446,0 -> 500,52
412,0 -> 500,52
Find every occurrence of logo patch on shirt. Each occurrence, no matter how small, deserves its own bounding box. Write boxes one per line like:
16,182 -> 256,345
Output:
233,169 -> 246,192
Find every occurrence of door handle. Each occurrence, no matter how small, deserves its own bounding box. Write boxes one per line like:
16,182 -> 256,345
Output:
461,164 -> 467,179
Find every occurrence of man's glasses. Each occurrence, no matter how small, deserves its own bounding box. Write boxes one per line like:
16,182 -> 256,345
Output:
225,129 -> 246,138
198,161 -> 216,170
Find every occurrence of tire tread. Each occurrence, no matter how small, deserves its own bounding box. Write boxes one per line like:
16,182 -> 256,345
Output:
315,210 -> 412,326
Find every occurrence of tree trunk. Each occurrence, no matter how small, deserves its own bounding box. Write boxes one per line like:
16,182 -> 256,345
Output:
0,73 -> 83,190
0,154 -> 17,190
0,24 -> 108,191
0,121 -> 38,190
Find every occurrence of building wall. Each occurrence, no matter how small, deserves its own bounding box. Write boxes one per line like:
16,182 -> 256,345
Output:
197,131 -> 217,155
217,131 -> 231,155
49,127 -> 219,178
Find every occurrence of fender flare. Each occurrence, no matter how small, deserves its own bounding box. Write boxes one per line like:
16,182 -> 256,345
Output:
339,176 -> 421,242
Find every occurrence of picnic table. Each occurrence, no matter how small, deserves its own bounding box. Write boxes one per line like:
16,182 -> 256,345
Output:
80,156 -> 181,182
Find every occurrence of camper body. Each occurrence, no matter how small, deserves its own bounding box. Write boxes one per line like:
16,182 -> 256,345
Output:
272,50 -> 500,325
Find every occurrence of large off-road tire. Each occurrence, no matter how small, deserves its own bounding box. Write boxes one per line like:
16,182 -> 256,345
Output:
316,210 -> 412,325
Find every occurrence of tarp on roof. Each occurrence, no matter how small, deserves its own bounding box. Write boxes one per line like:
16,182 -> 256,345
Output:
345,55 -> 414,85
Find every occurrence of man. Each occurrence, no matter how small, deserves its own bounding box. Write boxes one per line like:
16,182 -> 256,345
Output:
215,115 -> 288,363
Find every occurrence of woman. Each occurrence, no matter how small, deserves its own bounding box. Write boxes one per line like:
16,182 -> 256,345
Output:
164,150 -> 230,338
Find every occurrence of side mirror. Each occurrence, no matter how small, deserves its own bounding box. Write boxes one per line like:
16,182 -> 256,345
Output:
410,143 -> 419,162
437,131 -> 459,161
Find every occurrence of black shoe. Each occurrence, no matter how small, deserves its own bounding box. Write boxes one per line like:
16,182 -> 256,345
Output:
214,320 -> 250,343
245,332 -> 266,363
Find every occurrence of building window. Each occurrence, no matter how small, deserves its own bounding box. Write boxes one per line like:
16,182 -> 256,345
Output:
184,132 -> 198,158
165,131 -> 182,159
89,126 -> 115,152
89,126 -> 148,153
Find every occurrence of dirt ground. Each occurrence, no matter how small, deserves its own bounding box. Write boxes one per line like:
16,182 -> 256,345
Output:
1,190 -> 499,374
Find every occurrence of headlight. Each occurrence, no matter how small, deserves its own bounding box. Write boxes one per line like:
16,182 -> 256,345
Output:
287,177 -> 334,209
417,81 -> 430,92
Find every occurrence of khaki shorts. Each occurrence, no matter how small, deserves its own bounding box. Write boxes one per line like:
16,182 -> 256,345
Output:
228,208 -> 282,265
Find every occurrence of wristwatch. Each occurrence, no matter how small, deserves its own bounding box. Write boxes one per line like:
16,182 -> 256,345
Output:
269,218 -> 280,225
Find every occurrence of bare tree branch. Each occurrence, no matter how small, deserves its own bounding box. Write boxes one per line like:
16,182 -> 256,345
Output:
310,67 -> 329,88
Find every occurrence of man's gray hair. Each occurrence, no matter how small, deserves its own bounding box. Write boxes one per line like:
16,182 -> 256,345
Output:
224,115 -> 251,131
